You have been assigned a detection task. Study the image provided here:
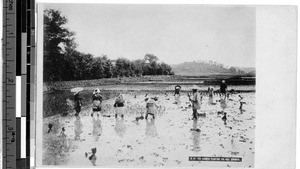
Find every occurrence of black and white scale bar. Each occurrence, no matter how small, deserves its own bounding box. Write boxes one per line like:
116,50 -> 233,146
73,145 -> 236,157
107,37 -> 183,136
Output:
27,0 -> 35,168
3,0 -> 17,168
27,0 -> 34,168
16,0 -> 30,168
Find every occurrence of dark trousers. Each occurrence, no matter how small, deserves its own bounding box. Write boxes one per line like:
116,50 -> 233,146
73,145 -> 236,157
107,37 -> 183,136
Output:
192,109 -> 198,119
75,106 -> 81,116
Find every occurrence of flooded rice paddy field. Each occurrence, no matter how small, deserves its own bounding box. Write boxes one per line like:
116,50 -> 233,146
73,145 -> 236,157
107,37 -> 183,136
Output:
42,89 -> 255,168
84,84 -> 255,92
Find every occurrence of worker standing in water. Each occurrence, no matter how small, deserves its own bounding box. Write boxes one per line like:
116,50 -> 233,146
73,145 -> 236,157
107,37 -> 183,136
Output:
188,85 -> 202,120
91,88 -> 103,117
174,85 -> 181,96
174,85 -> 181,104
74,91 -> 83,116
114,94 -> 126,119
220,80 -> 227,100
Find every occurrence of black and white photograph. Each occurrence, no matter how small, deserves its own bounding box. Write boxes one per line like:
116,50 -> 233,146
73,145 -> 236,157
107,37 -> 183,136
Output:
0,0 -> 298,168
38,4 -> 257,168
34,3 -> 300,168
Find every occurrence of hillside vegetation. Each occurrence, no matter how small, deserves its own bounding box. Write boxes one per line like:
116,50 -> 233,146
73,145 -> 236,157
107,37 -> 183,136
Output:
172,61 -> 255,76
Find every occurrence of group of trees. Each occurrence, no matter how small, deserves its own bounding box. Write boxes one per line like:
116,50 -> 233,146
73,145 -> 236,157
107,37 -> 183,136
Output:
196,60 -> 225,68
99,54 -> 173,79
229,67 -> 245,74
44,9 -> 174,82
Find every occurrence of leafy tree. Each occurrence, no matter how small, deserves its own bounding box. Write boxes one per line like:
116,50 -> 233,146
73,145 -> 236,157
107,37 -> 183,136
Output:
44,9 -> 175,81
229,67 -> 236,74
64,49 -> 93,80
91,57 -> 105,79
104,59 -> 113,78
160,62 -> 173,75
142,63 -> 151,75
44,9 -> 76,81
133,59 -> 144,76
148,61 -> 158,75
144,53 -> 158,64
115,58 -> 132,77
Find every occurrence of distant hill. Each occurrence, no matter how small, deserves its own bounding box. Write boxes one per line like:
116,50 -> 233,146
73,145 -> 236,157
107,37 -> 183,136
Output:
171,61 -> 232,76
247,70 -> 256,76
171,61 -> 255,76
233,67 -> 255,74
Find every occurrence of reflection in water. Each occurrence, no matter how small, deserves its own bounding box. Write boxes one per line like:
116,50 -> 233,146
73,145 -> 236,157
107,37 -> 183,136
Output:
191,120 -> 200,152
74,116 -> 83,140
222,113 -> 227,125
208,97 -> 213,105
208,97 -> 217,105
239,108 -> 246,114
239,95 -> 246,114
43,133 -> 59,165
192,119 -> 198,129
92,116 -> 102,141
58,127 -> 68,151
155,106 -> 165,119
114,118 -> 126,137
230,135 -> 239,156
85,148 -> 97,166
48,123 -> 53,133
174,94 -> 181,105
89,153 -> 97,166
43,127 -> 69,165
220,99 -> 227,112
145,119 -> 158,137
43,91 -> 255,166
219,99 -> 228,125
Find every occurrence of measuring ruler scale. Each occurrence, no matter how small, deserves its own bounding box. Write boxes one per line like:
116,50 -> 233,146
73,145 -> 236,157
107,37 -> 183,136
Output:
3,0 -> 17,168
2,0 -> 35,168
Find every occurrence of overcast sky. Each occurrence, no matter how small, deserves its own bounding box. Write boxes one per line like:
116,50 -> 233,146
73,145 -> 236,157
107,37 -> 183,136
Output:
42,4 -> 255,67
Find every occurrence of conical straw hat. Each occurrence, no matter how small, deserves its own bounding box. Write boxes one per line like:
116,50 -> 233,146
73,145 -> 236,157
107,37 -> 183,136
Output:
191,85 -> 200,90
71,87 -> 84,93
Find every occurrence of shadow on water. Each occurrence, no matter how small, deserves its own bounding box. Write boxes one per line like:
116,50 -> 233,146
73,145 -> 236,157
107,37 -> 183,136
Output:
43,127 -> 69,165
220,99 -> 227,111
92,116 -> 102,141
85,148 -> 97,166
145,119 -> 158,138
191,120 -> 201,152
74,116 -> 83,141
208,97 -> 217,105
174,95 -> 181,104
114,118 -> 127,137
220,99 -> 228,125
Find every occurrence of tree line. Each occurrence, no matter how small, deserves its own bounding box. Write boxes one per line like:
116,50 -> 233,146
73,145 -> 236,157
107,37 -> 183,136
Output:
44,9 -> 174,82
228,67 -> 245,75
